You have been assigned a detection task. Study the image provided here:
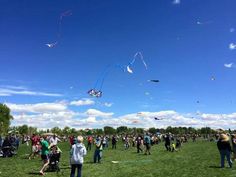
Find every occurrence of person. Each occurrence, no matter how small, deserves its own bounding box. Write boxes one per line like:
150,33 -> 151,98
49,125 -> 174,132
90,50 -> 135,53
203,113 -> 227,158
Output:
48,145 -> 61,172
39,136 -> 51,175
69,135 -> 76,147
112,135 -> 117,149
70,136 -> 87,177
102,136 -> 107,149
136,136 -> 143,153
164,133 -> 171,151
29,134 -> 40,160
124,135 -> 129,150
87,136 -> 93,151
15,135 -> 20,150
94,136 -> 102,163
217,133 -> 232,168
144,133 -> 151,155
49,134 -> 61,146
231,134 -> 236,161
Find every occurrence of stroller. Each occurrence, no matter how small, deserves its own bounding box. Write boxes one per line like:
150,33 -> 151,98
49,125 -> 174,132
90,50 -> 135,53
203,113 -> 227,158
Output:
2,146 -> 14,157
48,145 -> 61,172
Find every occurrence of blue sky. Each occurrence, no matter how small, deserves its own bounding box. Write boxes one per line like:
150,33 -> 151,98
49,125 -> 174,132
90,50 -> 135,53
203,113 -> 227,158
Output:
1,0 -> 236,129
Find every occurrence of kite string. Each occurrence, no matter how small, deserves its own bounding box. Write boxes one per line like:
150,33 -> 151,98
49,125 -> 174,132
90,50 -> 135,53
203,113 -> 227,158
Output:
57,10 -> 72,40
93,64 -> 125,90
129,52 -> 147,69
98,64 -> 125,90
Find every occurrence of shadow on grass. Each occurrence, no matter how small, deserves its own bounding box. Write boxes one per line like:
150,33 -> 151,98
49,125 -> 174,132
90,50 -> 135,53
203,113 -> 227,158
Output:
59,166 -> 71,170
209,165 -> 222,168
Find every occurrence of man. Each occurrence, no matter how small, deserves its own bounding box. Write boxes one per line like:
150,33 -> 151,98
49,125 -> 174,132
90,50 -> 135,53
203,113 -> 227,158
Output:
29,134 -> 40,160
136,136 -> 143,153
49,134 -> 61,146
87,136 -> 93,151
112,135 -> 117,149
217,133 -> 232,168
164,133 -> 171,151
144,133 -> 151,155
94,136 -> 103,163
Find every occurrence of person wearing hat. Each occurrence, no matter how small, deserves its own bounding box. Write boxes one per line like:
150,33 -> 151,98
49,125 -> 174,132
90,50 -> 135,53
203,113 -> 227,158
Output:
217,133 -> 233,168
70,136 -> 87,177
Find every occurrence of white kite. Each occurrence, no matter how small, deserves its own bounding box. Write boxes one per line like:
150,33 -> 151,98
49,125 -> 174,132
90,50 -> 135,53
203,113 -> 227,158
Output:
229,43 -> 236,50
45,42 -> 58,48
224,63 -> 234,68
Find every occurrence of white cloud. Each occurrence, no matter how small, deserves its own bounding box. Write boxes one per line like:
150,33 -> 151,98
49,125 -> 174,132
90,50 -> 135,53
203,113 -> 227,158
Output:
0,86 -> 62,97
172,0 -> 180,4
7,102 -> 67,113
7,101 -> 236,129
86,109 -> 114,118
145,92 -> 150,96
229,43 -> 236,50
70,98 -> 95,106
224,63 -> 234,68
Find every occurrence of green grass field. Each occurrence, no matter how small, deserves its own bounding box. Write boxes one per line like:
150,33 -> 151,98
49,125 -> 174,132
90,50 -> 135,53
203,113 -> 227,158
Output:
0,140 -> 235,177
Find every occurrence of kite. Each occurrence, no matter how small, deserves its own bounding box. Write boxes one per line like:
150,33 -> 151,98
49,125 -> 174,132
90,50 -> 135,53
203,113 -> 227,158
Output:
154,117 -> 162,120
148,80 -> 160,83
196,20 -> 212,25
88,52 -> 148,98
46,10 -> 72,48
88,89 -> 102,98
45,42 -> 58,48
126,52 -> 147,74
211,76 -> 215,81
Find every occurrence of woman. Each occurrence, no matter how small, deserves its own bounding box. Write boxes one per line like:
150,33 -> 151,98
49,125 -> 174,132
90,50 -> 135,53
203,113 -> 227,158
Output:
217,133 -> 232,168
70,136 -> 87,177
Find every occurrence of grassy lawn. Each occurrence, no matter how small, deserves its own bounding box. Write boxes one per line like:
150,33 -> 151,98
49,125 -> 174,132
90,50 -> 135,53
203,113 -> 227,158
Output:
0,140 -> 235,177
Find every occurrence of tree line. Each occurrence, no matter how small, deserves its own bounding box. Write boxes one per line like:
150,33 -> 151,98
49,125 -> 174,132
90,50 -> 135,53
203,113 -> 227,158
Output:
0,103 -> 233,136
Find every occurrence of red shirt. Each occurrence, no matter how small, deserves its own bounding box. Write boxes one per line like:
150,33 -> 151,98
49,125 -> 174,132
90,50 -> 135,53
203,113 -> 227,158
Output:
31,136 -> 39,146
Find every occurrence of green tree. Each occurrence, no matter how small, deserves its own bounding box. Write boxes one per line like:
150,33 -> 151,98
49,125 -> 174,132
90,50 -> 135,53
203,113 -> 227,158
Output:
104,126 -> 116,135
136,128 -> 144,134
51,127 -> 62,135
0,103 -> 13,134
63,126 -> 71,135
148,127 -> 157,134
117,126 -> 128,134
18,124 -> 29,135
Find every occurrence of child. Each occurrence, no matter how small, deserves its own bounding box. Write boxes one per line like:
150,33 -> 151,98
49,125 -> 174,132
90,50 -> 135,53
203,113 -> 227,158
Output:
171,143 -> 177,152
70,136 -> 87,177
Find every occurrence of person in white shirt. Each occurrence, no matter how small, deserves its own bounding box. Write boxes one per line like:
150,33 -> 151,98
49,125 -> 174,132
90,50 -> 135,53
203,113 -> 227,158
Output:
70,136 -> 87,177
49,134 -> 61,146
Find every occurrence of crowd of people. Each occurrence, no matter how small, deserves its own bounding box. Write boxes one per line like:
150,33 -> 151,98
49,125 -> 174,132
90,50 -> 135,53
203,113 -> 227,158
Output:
0,131 -> 235,176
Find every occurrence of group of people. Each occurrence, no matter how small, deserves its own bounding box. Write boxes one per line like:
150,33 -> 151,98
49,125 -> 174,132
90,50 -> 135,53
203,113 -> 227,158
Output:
1,131 -> 235,177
